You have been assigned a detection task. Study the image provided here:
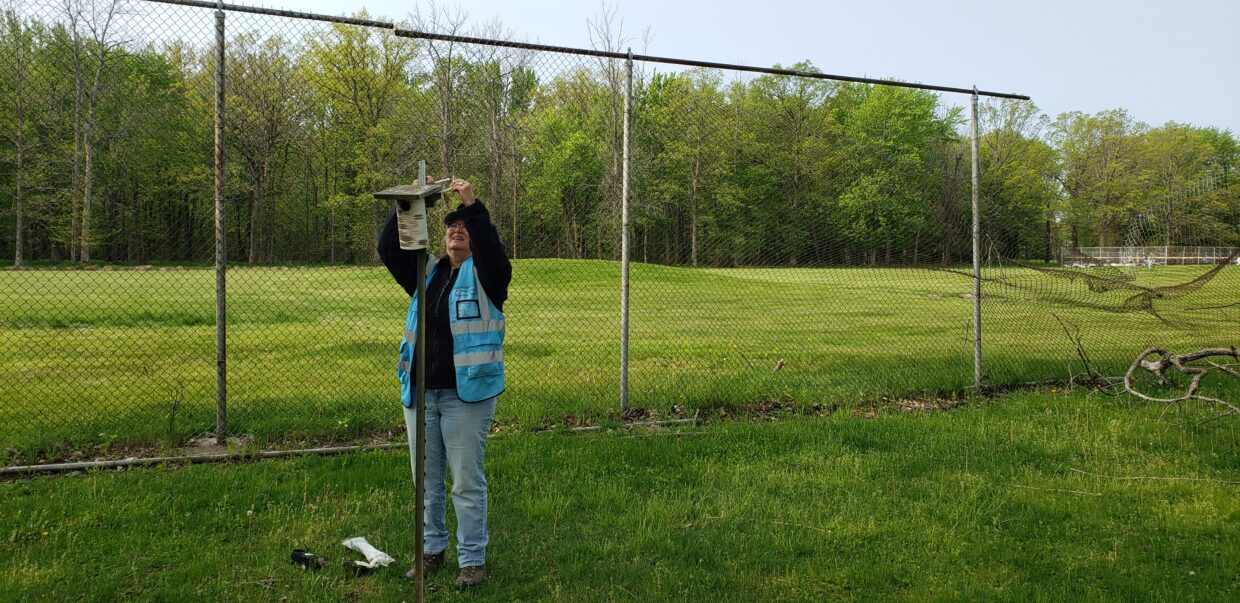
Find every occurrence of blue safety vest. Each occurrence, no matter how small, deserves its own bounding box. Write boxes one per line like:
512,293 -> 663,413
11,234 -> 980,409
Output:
396,256 -> 506,406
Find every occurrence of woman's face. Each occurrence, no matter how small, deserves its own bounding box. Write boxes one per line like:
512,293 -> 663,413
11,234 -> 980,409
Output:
444,220 -> 471,257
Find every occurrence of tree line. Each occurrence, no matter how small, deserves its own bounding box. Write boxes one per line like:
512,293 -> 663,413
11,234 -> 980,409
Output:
1,6 -> 1237,268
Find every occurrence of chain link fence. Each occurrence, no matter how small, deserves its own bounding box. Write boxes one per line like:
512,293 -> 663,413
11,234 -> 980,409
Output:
2,0 -> 1237,465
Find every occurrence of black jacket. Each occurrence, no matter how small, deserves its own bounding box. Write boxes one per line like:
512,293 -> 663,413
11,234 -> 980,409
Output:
378,200 -> 512,389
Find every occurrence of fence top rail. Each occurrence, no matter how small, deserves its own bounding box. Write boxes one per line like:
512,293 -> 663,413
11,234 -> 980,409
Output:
139,0 -> 393,28
137,0 -> 1030,101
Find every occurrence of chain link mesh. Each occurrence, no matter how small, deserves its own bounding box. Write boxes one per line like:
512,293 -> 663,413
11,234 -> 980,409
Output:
977,105 -> 1240,385
2,0 -> 1236,463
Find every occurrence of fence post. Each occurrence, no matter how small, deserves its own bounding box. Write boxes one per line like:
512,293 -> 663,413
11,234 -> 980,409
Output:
214,2 -> 228,444
970,87 -> 983,392
620,48 -> 633,412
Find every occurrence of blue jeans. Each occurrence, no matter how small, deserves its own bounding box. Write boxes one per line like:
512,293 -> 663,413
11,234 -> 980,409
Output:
403,388 -> 496,568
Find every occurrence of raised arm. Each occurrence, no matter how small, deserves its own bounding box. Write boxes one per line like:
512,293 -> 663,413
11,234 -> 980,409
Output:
456,201 -> 512,310
448,180 -> 512,311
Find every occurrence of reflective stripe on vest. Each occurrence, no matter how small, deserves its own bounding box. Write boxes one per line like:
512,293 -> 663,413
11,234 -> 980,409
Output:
454,349 -> 504,366
450,319 -> 505,335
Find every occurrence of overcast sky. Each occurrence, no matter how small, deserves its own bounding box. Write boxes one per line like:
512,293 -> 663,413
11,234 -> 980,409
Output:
265,0 -> 1238,134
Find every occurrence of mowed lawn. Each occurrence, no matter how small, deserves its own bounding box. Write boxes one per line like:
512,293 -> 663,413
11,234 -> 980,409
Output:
1,260 -> 1237,458
1,390 -> 1237,601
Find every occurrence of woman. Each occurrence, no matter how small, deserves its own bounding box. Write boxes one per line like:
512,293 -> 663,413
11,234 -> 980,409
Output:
378,177 -> 512,589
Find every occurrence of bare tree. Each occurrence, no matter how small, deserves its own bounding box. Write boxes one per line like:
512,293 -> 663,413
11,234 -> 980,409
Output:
462,18 -> 534,234
63,0 -> 125,263
1,6 -> 35,267
226,33 -> 300,264
587,3 -> 648,260
409,1 -> 470,176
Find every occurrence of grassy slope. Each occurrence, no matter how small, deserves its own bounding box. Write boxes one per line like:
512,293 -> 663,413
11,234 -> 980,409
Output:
1,390 -> 1237,601
1,261 -> 1236,457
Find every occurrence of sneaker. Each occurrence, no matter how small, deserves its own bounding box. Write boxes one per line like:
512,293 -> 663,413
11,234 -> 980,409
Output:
456,565 -> 486,589
403,551 -> 446,580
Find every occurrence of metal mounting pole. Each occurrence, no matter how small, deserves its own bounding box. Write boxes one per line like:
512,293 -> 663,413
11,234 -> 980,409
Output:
620,48 -> 633,411
413,160 -> 427,603
413,248 -> 427,603
373,164 -> 445,603
970,87 -> 983,392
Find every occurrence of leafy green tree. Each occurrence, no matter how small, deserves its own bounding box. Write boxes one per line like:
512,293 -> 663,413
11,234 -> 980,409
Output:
0,9 -> 40,266
836,84 -> 953,265
1051,109 -> 1147,249
744,63 -> 835,265
456,57 -> 537,239
1134,123 -> 1216,246
94,49 -> 205,262
6,6 -> 1237,270
63,0 -> 123,263
300,14 -> 417,262
523,70 -> 606,259
641,69 -> 730,266
979,99 -> 1059,260
1196,128 -> 1240,244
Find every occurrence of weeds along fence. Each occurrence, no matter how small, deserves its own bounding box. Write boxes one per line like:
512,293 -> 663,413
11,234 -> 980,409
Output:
2,0 -> 1237,464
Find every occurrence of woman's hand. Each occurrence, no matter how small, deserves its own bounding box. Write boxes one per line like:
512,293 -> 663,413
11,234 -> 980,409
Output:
448,179 -> 475,206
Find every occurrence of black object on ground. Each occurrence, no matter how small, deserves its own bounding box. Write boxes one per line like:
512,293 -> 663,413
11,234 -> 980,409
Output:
291,548 -> 328,570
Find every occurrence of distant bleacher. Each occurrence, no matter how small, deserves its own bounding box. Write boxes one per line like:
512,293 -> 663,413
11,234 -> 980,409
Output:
1062,246 -> 1239,267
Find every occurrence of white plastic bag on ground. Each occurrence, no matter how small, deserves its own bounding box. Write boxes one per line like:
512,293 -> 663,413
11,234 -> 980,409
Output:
341,536 -> 395,568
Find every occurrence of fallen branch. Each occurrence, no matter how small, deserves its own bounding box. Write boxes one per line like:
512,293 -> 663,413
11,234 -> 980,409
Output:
1197,410 -> 1238,427
539,412 -> 702,434
1206,361 -> 1240,378
1053,313 -> 1104,383
1123,346 -> 1240,415
618,432 -> 704,439
238,577 -> 279,589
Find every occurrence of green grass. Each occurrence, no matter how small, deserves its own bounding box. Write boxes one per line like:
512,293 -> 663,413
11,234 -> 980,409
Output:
1,390 -> 1237,601
1,260 -> 1237,459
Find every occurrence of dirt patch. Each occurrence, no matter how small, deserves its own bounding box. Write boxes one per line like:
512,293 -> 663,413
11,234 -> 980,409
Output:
853,396 -> 968,419
183,436 -> 248,457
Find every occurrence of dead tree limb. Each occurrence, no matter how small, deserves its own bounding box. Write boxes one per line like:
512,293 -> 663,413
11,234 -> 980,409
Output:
1124,346 -> 1240,415
1052,313 -> 1105,384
